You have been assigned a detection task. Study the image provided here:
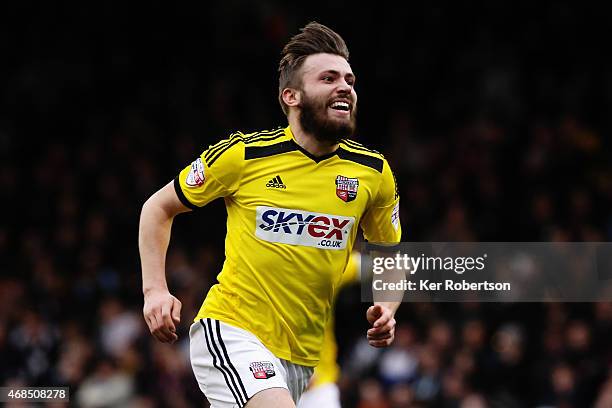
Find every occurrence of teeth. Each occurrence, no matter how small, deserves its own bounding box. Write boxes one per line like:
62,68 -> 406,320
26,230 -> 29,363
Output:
331,101 -> 350,110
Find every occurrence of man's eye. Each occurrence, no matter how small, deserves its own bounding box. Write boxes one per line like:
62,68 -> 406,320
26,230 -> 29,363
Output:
323,76 -> 333,82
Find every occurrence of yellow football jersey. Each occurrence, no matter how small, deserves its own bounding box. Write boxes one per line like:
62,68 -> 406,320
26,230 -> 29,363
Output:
311,251 -> 360,387
175,126 -> 401,366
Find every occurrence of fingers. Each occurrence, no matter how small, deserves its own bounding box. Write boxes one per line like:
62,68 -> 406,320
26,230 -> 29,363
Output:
368,331 -> 393,341
367,305 -> 379,317
161,301 -> 177,332
372,304 -> 383,316
373,312 -> 391,329
367,305 -> 383,324
151,310 -> 178,343
143,296 -> 179,344
368,326 -> 395,348
366,305 -> 396,348
368,305 -> 382,314
171,297 -> 182,325
368,305 -> 391,329
368,317 -> 396,336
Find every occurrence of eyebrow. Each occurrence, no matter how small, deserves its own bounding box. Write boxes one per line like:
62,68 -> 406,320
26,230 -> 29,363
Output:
320,70 -> 356,80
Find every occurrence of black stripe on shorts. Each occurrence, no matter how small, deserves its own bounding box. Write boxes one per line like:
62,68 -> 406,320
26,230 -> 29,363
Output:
200,319 -> 246,407
214,320 -> 249,401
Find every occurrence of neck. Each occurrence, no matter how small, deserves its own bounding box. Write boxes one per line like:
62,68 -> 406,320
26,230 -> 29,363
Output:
288,114 -> 339,157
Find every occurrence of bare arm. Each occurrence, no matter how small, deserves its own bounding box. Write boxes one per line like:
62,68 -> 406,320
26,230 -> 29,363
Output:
366,251 -> 404,348
139,180 -> 191,343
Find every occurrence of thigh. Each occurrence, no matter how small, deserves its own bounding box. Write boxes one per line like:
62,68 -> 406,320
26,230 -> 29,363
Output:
246,387 -> 295,408
190,318 -> 290,408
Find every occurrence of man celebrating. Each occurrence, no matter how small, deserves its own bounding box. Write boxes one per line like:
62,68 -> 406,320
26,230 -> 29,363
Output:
139,22 -> 401,407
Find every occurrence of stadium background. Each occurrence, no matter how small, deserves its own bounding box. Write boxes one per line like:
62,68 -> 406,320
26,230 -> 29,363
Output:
1,2 -> 611,407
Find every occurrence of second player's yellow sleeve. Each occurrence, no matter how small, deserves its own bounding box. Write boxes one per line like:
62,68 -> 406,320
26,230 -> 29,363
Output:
341,251 -> 361,286
174,133 -> 245,209
360,159 -> 402,243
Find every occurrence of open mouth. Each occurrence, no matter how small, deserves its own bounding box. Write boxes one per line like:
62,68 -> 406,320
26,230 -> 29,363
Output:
329,101 -> 351,113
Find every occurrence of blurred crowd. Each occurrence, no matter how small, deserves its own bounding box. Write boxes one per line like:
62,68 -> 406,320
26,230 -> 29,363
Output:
1,2 -> 611,407
335,300 -> 612,407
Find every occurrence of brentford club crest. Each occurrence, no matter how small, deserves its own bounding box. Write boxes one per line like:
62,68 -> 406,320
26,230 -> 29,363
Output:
249,361 -> 276,379
336,175 -> 359,202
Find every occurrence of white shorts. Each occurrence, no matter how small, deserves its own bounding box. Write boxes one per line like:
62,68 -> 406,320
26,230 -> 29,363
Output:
297,383 -> 341,408
190,318 -> 314,408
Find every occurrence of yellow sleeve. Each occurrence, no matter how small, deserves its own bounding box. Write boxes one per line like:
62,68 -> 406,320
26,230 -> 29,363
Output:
174,133 -> 245,209
312,251 -> 361,387
360,159 -> 401,243
340,251 -> 361,287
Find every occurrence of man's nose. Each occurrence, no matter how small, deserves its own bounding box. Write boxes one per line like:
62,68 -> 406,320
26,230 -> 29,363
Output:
337,80 -> 352,93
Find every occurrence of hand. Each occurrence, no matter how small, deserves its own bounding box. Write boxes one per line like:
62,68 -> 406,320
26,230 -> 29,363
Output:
366,304 -> 396,348
143,288 -> 182,343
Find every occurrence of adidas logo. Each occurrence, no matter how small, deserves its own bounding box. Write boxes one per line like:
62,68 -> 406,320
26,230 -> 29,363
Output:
266,175 -> 286,189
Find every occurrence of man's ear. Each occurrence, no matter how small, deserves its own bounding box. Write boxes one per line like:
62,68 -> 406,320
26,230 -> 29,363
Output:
281,88 -> 301,108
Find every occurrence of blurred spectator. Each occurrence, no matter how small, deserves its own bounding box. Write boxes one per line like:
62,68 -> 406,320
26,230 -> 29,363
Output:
357,378 -> 389,408
75,358 -> 135,408
412,345 -> 441,402
378,326 -> 419,386
7,311 -> 60,385
460,393 -> 488,408
98,298 -> 142,359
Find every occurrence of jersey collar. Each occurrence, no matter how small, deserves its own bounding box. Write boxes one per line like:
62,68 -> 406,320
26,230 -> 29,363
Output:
284,126 -> 340,163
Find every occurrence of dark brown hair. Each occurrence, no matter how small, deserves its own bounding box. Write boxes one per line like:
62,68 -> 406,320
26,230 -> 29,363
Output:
278,22 -> 349,116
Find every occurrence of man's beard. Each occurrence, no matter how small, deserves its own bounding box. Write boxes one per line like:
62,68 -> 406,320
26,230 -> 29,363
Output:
298,92 -> 357,145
